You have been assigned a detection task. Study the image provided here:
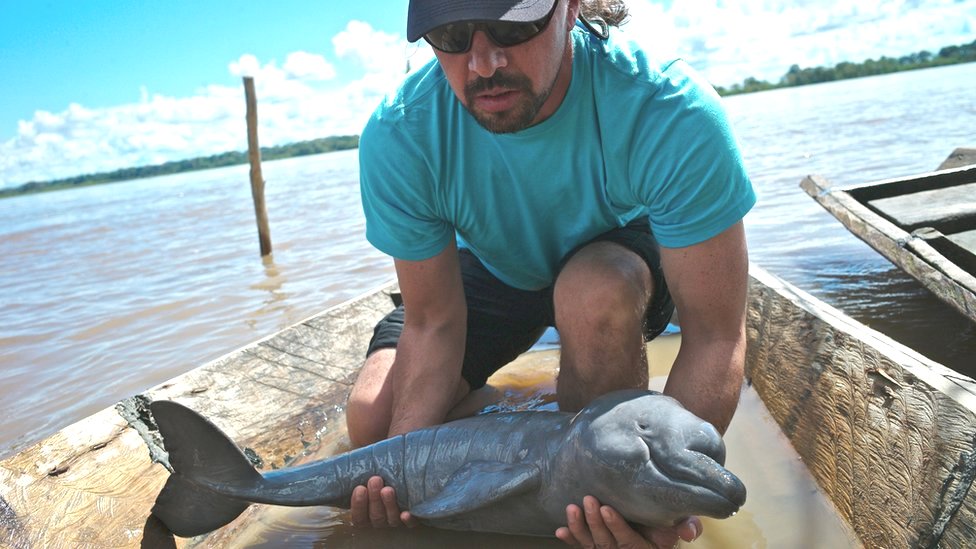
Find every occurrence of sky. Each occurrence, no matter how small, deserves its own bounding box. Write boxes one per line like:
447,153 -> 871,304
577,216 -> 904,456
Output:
1,0 -> 973,189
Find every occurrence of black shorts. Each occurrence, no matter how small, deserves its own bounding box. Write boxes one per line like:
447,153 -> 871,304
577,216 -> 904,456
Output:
366,217 -> 674,390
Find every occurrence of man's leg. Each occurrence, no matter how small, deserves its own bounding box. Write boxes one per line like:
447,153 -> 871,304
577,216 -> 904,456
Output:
347,250 -> 548,448
346,347 -> 413,528
347,347 -> 472,448
346,348 -> 396,448
553,241 -> 655,412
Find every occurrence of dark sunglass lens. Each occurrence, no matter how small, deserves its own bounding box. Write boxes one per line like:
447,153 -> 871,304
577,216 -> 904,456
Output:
424,22 -> 474,53
488,21 -> 544,47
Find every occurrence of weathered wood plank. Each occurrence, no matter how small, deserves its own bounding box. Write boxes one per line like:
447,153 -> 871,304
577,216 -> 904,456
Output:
746,265 -> 976,549
938,147 -> 976,170
949,229 -> 976,253
866,182 -> 976,230
0,406 -> 178,549
903,235 -> 976,294
0,282 -> 399,549
911,227 -> 976,278
840,165 -> 976,203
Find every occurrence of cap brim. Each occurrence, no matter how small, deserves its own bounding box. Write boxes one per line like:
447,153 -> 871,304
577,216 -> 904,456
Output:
407,0 -> 557,42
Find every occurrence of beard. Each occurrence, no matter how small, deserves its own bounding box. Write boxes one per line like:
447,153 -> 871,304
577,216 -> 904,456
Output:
463,70 -> 554,134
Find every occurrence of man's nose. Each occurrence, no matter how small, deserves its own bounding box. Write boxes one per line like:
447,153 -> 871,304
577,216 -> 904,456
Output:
467,30 -> 508,77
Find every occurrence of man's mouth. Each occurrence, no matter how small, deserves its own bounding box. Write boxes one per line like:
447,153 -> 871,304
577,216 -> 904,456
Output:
472,88 -> 521,113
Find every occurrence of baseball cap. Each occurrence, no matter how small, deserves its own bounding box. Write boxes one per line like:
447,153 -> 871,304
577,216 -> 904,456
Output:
406,0 -> 558,42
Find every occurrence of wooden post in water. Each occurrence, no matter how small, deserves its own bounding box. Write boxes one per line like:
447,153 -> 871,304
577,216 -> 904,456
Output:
244,76 -> 272,257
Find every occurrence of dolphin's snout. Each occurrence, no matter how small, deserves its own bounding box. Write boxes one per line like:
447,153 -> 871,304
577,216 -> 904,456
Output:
649,421 -> 725,481
644,420 -> 746,516
686,422 -> 746,510
716,466 -> 748,509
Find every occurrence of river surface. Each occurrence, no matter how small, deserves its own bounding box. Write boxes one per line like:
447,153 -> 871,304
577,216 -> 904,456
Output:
1,62 -> 974,461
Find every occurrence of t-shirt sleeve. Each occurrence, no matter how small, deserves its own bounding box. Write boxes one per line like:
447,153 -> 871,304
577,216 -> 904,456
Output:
629,63 -> 756,248
359,115 -> 455,261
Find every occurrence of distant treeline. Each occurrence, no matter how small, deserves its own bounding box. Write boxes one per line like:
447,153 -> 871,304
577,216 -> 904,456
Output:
0,134 -> 359,199
716,38 -> 976,96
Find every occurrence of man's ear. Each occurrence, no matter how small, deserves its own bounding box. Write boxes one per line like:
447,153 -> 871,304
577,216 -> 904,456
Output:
566,0 -> 582,30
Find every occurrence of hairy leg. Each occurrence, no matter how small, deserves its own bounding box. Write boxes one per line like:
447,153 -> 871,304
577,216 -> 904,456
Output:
346,348 -> 397,448
346,347 -> 473,528
553,241 -> 654,412
346,348 -> 475,448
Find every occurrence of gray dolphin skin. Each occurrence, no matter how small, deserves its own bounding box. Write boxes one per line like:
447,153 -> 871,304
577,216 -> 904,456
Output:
150,389 -> 746,538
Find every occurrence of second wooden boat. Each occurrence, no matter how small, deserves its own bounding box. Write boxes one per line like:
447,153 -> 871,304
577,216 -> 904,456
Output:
801,147 -> 976,323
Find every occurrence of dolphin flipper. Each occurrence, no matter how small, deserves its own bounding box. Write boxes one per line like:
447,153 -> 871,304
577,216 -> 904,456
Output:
411,461 -> 540,519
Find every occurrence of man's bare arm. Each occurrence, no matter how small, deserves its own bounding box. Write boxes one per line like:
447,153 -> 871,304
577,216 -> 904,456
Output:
387,241 -> 468,436
557,222 -> 748,546
349,243 -> 467,528
660,221 -> 749,434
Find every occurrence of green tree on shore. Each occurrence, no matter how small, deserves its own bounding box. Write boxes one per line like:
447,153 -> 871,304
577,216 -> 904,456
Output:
1,135 -> 359,199
715,38 -> 975,96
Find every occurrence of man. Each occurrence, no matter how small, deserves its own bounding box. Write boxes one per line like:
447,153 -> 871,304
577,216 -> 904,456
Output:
346,0 -> 755,546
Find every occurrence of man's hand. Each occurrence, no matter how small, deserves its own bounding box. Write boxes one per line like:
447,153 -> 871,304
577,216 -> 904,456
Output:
349,476 -> 418,528
555,496 -> 702,549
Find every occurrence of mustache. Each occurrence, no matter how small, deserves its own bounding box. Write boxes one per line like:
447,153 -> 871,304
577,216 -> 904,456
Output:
464,71 -> 532,96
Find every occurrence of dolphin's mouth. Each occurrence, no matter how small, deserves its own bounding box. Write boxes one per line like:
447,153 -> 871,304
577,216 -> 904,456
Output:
643,439 -> 747,517
676,451 -> 746,510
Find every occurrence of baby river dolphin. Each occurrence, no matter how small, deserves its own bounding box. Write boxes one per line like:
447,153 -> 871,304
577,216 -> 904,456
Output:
150,389 -> 746,538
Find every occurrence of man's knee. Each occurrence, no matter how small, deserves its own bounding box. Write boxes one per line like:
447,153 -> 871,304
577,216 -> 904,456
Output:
554,242 -> 653,330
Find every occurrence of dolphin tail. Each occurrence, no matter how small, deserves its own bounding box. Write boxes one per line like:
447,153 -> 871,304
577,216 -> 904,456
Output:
153,473 -> 253,537
150,400 -> 263,537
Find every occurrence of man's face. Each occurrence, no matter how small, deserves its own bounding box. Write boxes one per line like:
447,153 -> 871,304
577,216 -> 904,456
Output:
433,0 -> 578,134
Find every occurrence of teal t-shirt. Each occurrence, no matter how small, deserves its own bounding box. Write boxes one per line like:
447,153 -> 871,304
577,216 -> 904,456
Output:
359,25 -> 755,291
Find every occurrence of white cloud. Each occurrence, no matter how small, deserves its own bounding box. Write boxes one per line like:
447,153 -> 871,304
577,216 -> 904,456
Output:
621,0 -> 976,86
334,20 -> 410,74
229,53 -> 262,78
0,21 -> 418,188
283,51 -> 337,81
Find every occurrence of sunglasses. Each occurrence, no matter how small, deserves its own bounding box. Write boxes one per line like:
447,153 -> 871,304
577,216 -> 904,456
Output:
423,0 -> 560,54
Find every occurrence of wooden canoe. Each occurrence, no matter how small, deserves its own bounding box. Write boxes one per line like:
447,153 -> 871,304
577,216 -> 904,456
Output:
801,147 -> 976,323
2,265 -> 976,548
